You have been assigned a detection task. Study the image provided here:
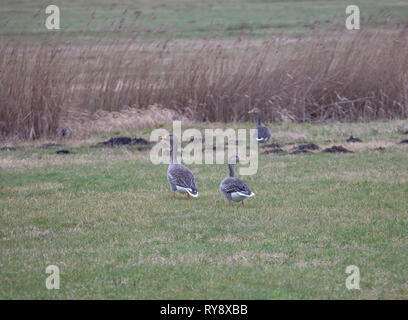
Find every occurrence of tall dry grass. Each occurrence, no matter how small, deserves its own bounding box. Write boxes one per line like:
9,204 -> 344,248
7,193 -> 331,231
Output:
1,18 -> 408,139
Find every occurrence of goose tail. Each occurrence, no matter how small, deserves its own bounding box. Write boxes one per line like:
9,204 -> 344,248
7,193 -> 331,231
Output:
187,189 -> 199,198
237,191 -> 254,198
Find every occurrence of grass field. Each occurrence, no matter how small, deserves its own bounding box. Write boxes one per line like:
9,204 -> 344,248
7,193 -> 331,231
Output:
2,0 -> 408,39
1,121 -> 407,299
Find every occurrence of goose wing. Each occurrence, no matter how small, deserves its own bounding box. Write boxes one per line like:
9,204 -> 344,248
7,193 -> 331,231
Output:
168,164 -> 198,193
257,125 -> 271,141
221,177 -> 252,195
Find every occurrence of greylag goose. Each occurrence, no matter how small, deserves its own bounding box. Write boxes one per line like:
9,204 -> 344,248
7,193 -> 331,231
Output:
220,155 -> 254,206
160,134 -> 198,199
248,108 -> 271,142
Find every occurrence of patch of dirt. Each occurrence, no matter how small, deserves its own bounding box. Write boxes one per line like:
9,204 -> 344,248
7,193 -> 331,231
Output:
135,146 -> 151,151
99,137 -> 133,146
295,142 -> 320,151
290,142 -> 319,154
261,142 -> 281,149
291,149 -> 313,155
262,148 -> 285,155
55,149 -> 74,154
346,135 -> 362,142
400,139 -> 408,144
133,137 -> 150,145
93,136 -> 151,148
323,145 -> 353,153
374,147 -> 386,151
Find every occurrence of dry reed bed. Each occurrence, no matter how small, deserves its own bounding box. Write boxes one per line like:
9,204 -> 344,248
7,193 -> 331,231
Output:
1,24 -> 408,140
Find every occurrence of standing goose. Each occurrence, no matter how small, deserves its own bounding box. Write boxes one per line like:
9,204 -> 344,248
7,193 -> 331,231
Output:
248,108 -> 271,142
160,134 -> 198,199
220,155 -> 254,206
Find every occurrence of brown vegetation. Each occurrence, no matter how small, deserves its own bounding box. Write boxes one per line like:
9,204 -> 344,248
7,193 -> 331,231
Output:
1,19 -> 408,140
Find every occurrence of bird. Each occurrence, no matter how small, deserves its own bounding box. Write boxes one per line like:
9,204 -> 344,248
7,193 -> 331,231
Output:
248,108 -> 271,142
220,155 -> 254,206
160,134 -> 198,199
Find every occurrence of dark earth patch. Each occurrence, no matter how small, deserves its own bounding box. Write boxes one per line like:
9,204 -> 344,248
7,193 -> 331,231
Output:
55,149 -> 74,154
93,136 -> 151,148
261,142 -> 281,149
290,142 -> 319,154
400,139 -> 408,144
262,148 -> 285,155
346,135 -> 362,142
323,145 -> 353,153
136,146 -> 151,151
132,137 -> 150,145
291,149 -> 312,155
295,142 -> 319,150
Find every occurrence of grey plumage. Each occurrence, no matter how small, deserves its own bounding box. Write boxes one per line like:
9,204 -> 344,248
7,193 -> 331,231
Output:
167,164 -> 198,195
220,177 -> 252,196
249,108 -> 271,142
161,134 -> 198,198
220,155 -> 254,206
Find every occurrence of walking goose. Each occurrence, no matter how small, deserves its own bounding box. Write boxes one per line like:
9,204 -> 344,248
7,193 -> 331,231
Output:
220,155 -> 254,206
248,108 -> 271,142
160,134 -> 198,199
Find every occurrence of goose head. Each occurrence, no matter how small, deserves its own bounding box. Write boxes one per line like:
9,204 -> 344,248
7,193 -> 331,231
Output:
248,107 -> 261,115
228,154 -> 245,165
160,133 -> 177,149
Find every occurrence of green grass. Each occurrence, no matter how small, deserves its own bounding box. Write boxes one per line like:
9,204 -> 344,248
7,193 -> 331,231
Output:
1,0 -> 408,39
1,120 -> 407,299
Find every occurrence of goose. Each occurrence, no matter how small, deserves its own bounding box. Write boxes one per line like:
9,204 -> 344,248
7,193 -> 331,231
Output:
160,134 -> 198,199
220,155 -> 254,206
248,108 -> 271,142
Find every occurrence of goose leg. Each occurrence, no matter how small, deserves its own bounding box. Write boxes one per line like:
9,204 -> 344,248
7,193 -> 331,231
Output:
173,192 -> 175,199
242,200 -> 245,206
187,193 -> 190,199
228,199 -> 231,206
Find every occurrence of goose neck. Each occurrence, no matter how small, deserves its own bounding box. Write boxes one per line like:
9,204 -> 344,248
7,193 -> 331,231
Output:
255,113 -> 261,125
170,146 -> 178,164
228,163 -> 235,177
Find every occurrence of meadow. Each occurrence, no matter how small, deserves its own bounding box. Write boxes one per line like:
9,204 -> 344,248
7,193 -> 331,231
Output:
2,0 -> 408,39
1,121 -> 408,299
1,0 -> 408,300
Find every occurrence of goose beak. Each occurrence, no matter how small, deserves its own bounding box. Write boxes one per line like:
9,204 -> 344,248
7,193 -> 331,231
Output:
159,135 -> 167,140
248,110 -> 254,114
239,157 -> 245,162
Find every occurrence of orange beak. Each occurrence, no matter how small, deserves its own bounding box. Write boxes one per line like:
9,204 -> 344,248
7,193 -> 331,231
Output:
239,157 -> 245,162
159,135 -> 167,140
248,110 -> 254,114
